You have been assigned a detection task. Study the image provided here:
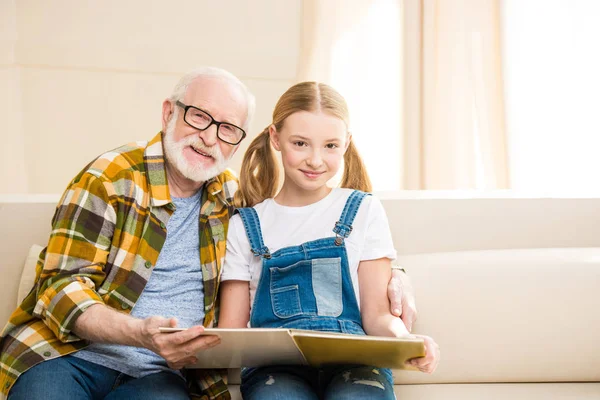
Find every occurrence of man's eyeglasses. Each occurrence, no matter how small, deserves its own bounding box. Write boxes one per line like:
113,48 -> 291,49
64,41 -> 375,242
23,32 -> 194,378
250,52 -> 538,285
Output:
175,100 -> 246,145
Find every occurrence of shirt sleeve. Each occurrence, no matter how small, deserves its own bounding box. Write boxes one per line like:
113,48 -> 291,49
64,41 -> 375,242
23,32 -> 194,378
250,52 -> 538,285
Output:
360,196 -> 398,261
221,214 -> 252,282
33,172 -> 115,343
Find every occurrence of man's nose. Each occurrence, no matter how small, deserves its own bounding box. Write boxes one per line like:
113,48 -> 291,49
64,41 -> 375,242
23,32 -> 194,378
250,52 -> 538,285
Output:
198,123 -> 218,147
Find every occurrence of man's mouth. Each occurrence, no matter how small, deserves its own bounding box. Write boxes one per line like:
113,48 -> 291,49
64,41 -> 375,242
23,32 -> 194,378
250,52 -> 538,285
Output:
190,145 -> 213,159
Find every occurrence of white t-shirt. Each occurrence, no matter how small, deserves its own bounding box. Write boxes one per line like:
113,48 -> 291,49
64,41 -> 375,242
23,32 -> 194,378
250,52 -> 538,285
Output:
222,188 -> 397,313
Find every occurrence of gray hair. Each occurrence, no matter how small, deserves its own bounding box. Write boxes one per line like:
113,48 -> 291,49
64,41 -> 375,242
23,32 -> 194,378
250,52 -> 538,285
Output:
169,66 -> 256,131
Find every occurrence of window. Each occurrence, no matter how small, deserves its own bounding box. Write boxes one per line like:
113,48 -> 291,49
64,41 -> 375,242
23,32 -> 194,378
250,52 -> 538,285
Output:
502,0 -> 600,193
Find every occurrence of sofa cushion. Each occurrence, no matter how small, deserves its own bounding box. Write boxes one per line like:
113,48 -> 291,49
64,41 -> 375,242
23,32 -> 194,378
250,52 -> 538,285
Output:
393,247 -> 600,384
229,383 -> 600,400
17,244 -> 43,304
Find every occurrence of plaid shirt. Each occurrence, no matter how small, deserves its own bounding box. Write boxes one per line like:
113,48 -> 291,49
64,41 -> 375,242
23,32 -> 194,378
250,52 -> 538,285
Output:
0,132 -> 236,399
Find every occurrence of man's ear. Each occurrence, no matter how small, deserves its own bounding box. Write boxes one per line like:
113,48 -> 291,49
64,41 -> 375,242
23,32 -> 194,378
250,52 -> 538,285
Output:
161,99 -> 174,132
269,125 -> 281,151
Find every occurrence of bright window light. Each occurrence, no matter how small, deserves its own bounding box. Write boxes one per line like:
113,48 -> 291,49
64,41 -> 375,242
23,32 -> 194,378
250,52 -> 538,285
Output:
502,0 -> 600,194
328,0 -> 402,191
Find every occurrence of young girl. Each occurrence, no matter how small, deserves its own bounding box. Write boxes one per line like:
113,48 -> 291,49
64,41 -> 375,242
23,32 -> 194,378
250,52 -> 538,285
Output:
219,82 -> 439,399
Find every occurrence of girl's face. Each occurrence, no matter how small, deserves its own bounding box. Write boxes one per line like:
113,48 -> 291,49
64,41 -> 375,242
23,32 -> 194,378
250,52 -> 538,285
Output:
270,110 -> 349,197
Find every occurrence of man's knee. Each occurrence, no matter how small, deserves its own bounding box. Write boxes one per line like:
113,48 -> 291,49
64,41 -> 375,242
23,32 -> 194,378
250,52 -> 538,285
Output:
9,358 -> 79,399
104,372 -> 188,400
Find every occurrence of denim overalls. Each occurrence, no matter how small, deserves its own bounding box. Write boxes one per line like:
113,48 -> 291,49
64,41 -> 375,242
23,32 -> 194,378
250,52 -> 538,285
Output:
237,190 -> 396,400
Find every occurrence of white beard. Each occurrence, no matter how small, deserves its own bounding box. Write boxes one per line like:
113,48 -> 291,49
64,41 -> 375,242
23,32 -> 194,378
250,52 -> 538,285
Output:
163,111 -> 230,183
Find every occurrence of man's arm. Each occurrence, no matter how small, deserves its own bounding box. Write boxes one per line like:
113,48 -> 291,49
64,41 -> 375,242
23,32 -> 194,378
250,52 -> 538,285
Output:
387,267 -> 418,332
33,172 -> 114,342
73,304 -> 221,370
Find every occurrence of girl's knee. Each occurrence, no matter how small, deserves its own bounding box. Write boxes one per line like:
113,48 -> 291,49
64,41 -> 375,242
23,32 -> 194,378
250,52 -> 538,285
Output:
241,370 -> 318,400
326,366 -> 395,400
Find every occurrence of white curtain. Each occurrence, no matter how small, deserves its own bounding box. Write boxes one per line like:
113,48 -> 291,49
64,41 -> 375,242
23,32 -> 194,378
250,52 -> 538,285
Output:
299,0 -> 509,190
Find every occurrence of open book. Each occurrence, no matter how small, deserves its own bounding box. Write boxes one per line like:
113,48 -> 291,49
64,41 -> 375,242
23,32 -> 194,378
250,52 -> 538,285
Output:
159,328 -> 425,370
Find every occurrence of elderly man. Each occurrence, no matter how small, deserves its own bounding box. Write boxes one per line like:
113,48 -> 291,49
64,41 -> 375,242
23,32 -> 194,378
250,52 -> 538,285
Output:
0,67 -> 418,400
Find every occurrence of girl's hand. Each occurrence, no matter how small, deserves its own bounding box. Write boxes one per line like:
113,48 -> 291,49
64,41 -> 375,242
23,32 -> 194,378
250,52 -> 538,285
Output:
407,334 -> 440,374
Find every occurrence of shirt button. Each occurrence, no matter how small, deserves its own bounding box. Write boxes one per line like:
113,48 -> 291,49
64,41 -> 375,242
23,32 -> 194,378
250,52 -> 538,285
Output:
160,222 -> 166,229
121,303 -> 129,310
43,351 -> 51,357
145,261 -> 152,268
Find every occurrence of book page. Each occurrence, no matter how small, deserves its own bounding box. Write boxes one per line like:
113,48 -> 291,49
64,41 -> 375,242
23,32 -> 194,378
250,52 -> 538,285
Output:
159,328 -> 307,369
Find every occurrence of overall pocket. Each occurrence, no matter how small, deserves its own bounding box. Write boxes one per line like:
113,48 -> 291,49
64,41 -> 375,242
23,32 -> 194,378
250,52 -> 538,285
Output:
312,257 -> 343,317
270,261 -> 310,318
269,257 -> 344,319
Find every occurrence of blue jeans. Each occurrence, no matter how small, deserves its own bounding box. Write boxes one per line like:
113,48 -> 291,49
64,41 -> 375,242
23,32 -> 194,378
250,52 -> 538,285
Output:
8,355 -> 189,400
241,364 -> 396,400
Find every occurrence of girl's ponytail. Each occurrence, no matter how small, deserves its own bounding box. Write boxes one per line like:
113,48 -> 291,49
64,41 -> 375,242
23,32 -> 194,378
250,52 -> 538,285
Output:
234,127 -> 279,207
341,140 -> 372,193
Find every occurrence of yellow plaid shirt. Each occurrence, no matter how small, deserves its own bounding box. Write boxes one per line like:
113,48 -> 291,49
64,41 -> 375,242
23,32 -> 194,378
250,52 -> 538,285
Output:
0,132 -> 236,399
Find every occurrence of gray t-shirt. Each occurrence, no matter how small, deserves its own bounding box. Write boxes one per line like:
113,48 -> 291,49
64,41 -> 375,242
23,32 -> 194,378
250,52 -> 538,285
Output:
73,191 -> 205,377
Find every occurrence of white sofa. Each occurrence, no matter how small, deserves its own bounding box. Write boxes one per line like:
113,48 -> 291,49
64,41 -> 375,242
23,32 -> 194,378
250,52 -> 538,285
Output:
1,193 -> 599,399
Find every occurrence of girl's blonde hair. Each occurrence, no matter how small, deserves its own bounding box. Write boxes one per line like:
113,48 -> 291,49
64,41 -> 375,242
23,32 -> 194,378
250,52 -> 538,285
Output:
234,82 -> 372,207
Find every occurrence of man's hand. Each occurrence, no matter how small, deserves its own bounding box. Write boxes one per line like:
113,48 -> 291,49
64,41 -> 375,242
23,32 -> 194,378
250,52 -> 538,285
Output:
73,305 -> 221,371
407,334 -> 440,374
388,268 -> 418,332
139,317 -> 221,370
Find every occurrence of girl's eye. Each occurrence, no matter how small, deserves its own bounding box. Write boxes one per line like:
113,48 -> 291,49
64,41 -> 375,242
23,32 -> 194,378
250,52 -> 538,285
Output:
325,143 -> 338,149
293,141 -> 308,147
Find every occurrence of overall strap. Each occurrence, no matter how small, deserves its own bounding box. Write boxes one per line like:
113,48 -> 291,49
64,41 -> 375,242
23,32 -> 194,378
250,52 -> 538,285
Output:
332,190 -> 371,241
236,208 -> 271,259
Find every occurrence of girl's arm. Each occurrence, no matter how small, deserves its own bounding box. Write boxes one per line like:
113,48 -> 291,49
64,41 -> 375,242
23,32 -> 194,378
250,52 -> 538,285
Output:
359,258 -> 440,373
359,257 -> 410,337
217,280 -> 250,328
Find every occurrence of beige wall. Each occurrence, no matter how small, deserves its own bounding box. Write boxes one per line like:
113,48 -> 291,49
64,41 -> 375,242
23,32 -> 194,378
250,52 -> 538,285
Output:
1,0 -> 28,192
0,0 -> 302,194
